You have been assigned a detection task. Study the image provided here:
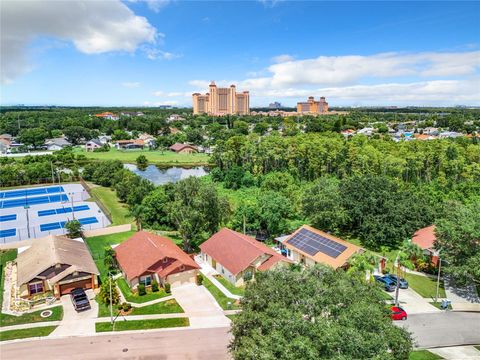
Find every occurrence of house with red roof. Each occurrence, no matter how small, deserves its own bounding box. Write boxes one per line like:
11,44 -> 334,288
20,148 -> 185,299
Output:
115,231 -> 200,288
199,228 -> 292,287
169,143 -> 198,154
412,225 -> 439,266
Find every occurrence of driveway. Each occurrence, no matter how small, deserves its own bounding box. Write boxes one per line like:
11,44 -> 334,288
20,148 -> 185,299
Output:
172,284 -> 230,328
430,346 -> 480,360
391,287 -> 440,314
50,289 -> 98,337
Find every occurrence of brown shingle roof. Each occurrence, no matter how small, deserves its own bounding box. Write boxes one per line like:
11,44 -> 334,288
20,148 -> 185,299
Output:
199,228 -> 291,275
169,143 -> 197,152
412,225 -> 436,250
115,231 -> 199,281
17,235 -> 99,285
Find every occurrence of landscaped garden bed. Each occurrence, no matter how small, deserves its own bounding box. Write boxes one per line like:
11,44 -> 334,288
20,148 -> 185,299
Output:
116,278 -> 169,303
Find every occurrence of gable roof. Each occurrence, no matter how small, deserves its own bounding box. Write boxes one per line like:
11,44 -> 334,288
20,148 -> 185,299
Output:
115,231 -> 199,281
169,143 -> 197,152
199,228 -> 291,276
412,225 -> 436,250
87,139 -> 103,146
284,225 -> 362,269
17,235 -> 99,285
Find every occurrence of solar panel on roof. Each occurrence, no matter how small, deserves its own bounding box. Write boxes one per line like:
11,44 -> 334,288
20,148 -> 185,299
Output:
286,228 -> 347,258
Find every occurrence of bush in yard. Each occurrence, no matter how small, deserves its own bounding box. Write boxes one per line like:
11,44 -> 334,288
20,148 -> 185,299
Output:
122,302 -> 132,312
65,220 -> 82,238
164,282 -> 171,294
138,284 -> 146,296
197,273 -> 204,285
99,278 -> 120,306
151,280 -> 159,292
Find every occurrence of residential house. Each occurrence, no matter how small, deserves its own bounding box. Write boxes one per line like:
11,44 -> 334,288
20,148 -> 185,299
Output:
120,111 -> 144,117
115,231 -> 200,288
412,225 -> 439,266
94,112 -> 119,120
85,138 -> 103,152
16,235 -> 99,298
169,143 -> 198,154
0,138 -> 11,154
341,129 -> 355,138
115,139 -> 145,150
138,133 -> 157,148
44,138 -> 72,151
414,133 -> 437,141
167,114 -> 186,122
356,127 -> 375,136
98,135 -> 112,144
283,225 -> 363,269
199,228 -> 293,287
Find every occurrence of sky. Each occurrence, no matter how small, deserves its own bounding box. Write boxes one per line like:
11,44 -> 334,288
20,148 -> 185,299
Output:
1,0 -> 479,107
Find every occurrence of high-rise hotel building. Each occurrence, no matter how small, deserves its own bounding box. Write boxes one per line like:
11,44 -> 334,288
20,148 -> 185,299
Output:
297,96 -> 329,114
192,81 -> 250,115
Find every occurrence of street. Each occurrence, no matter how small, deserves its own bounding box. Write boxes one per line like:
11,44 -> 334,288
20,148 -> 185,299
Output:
1,327 -> 232,360
398,312 -> 480,348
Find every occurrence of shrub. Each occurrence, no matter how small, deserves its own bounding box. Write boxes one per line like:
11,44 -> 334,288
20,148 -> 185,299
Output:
164,282 -> 171,294
99,278 -> 120,305
138,284 -> 146,296
197,273 -> 204,286
122,302 -> 132,312
151,280 -> 159,292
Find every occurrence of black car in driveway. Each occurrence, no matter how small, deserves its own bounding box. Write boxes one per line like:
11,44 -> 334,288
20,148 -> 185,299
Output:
373,275 -> 396,292
70,288 -> 91,311
384,274 -> 409,289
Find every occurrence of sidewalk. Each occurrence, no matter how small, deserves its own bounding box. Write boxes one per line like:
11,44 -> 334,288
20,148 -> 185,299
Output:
0,321 -> 61,332
195,255 -> 242,300
429,346 -> 480,360
96,313 -> 188,322
444,276 -> 480,310
390,288 -> 440,314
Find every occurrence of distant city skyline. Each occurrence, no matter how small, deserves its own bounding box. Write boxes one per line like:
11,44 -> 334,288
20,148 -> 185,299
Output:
1,1 -> 479,107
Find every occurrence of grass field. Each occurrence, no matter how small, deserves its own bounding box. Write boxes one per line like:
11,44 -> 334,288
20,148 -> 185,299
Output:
74,147 -> 210,166
0,326 -> 57,341
116,278 -> 169,303
0,306 -> 63,328
213,275 -> 245,296
95,318 -> 189,332
404,272 -> 446,299
89,186 -> 133,226
202,277 -> 240,310
409,350 -> 443,359
84,231 -> 136,277
97,298 -> 183,317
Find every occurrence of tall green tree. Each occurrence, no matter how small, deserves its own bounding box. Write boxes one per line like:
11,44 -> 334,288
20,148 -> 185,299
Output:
18,127 -> 48,148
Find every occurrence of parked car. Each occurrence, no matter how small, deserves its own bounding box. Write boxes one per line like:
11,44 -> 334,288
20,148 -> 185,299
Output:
384,274 -> 409,289
70,288 -> 91,311
373,275 -> 396,292
390,306 -> 408,320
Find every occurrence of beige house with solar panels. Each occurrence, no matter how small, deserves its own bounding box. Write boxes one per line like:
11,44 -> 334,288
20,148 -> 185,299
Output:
192,81 -> 250,115
283,225 -> 363,269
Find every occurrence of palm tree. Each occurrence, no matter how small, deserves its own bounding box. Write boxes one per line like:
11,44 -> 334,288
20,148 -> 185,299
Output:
128,204 -> 145,231
347,252 -> 377,282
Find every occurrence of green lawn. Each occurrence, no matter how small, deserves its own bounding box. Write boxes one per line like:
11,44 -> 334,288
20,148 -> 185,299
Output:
0,326 -> 57,341
226,314 -> 238,321
0,306 -> 63,328
116,278 -> 168,303
213,275 -> 245,296
97,298 -> 183,317
84,231 -> 136,277
89,186 -> 133,226
74,147 -> 210,166
474,345 -> 480,351
95,318 -> 189,332
202,277 -> 240,310
404,272 -> 446,299
429,301 -> 452,310
409,350 -> 443,360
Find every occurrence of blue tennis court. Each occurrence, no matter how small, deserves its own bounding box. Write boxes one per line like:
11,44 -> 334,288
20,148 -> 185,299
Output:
0,194 -> 69,209
38,205 -> 90,217
0,186 -> 65,199
39,216 -> 98,232
0,214 -> 17,222
78,217 -> 98,225
0,228 -> 16,238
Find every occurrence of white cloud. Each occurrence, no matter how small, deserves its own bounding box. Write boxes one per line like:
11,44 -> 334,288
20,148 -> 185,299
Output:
122,82 -> 141,88
153,91 -> 184,97
258,0 -> 285,8
144,47 -> 181,60
146,0 -> 170,13
143,100 -> 179,106
1,0 -> 157,84
272,54 -> 294,63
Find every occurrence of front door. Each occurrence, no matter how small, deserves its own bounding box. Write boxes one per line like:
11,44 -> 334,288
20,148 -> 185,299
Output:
212,259 -> 217,269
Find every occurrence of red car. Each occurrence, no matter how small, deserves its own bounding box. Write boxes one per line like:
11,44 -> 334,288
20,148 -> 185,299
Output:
390,306 -> 407,320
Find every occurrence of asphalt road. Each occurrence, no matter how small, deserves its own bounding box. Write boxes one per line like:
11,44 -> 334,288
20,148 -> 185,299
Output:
398,312 -> 480,348
1,327 -> 232,360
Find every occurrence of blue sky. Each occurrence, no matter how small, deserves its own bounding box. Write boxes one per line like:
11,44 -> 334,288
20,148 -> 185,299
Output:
1,0 -> 479,107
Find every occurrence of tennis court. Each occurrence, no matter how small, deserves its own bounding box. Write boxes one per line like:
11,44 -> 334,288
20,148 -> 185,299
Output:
0,183 -> 110,243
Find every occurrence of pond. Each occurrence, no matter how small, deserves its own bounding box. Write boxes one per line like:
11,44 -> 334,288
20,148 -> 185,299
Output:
124,164 -> 208,185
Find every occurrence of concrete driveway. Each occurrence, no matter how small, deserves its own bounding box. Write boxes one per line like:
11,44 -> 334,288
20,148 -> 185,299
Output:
172,284 -> 230,328
50,289 -> 98,337
391,287 -> 440,314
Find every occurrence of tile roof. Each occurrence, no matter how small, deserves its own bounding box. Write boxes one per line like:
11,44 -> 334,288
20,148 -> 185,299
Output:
199,228 -> 291,275
115,231 -> 199,281
169,143 -> 197,152
412,225 -> 436,250
284,225 -> 362,269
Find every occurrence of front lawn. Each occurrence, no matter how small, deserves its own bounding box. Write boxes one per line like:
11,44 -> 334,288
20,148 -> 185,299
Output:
404,272 -> 446,299
116,278 -> 168,303
0,326 -> 57,341
213,275 -> 245,296
89,186 -> 133,226
202,277 -> 240,310
0,306 -> 63,327
409,350 -> 443,360
95,318 -> 189,332
97,298 -> 183,317
84,231 -> 136,277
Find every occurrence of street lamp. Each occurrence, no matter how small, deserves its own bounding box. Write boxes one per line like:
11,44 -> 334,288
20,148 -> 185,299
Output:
435,256 -> 442,304
108,271 -> 114,326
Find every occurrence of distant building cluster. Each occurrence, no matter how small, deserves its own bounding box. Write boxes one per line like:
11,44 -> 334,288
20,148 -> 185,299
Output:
192,81 -> 250,116
297,96 -> 329,114
269,101 -> 282,109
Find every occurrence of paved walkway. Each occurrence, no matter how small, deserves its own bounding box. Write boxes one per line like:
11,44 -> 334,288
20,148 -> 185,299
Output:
391,287 -> 440,314
172,283 -> 231,328
429,346 -> 480,359
195,255 -> 242,300
49,290 -> 98,337
445,277 -> 480,311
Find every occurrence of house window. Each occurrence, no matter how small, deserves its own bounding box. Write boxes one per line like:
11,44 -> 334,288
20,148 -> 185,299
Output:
180,265 -> 185,271
29,282 -> 44,295
139,275 -> 152,286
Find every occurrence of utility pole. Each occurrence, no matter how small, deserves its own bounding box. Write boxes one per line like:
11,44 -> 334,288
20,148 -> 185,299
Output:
435,257 -> 442,303
394,254 -> 401,307
109,272 -> 113,326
